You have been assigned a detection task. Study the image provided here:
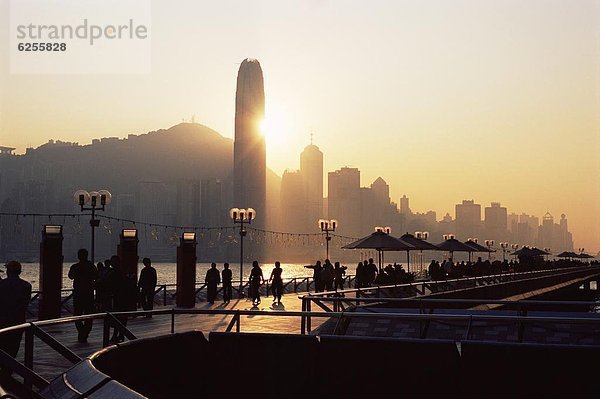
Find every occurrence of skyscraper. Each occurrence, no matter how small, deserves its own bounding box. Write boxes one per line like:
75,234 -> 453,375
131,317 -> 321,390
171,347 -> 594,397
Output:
234,58 -> 266,227
328,167 -> 361,237
300,143 -> 323,231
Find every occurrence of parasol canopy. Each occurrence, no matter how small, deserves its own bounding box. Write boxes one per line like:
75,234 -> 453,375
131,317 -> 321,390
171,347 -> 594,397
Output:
343,231 -> 415,270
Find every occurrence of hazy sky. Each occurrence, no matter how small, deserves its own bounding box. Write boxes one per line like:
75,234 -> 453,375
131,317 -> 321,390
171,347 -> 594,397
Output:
1,0 -> 598,251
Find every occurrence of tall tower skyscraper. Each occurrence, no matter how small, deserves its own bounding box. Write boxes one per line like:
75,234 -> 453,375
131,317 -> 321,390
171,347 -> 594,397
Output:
234,58 -> 266,227
300,143 -> 323,231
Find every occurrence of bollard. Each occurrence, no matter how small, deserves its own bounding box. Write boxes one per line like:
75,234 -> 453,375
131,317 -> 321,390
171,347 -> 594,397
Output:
118,229 -> 139,280
39,225 -> 64,320
176,232 -> 197,308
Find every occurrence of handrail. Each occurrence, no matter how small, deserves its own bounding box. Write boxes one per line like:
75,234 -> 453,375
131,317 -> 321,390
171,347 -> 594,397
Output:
1,304 -> 599,396
301,265 -> 600,299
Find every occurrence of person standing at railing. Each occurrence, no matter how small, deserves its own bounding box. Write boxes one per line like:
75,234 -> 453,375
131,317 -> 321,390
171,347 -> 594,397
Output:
0,261 -> 31,379
334,261 -> 347,291
138,258 -> 157,317
205,263 -> 221,305
304,260 -> 323,292
269,261 -> 283,305
322,260 -> 335,291
68,249 -> 98,343
222,263 -> 233,304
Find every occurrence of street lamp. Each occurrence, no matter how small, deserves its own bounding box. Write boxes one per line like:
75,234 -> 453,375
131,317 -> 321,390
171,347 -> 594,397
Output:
484,239 -> 495,260
318,219 -> 337,260
511,244 -> 519,262
73,189 -> 112,265
415,231 -> 429,273
500,242 -> 509,262
230,207 -> 256,298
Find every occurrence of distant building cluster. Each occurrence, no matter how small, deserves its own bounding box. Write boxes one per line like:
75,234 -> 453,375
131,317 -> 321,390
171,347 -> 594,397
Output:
0,58 -> 575,261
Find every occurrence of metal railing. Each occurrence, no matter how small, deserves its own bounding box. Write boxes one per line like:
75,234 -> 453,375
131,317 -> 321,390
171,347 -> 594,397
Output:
2,304 -> 600,396
27,275 -> 356,316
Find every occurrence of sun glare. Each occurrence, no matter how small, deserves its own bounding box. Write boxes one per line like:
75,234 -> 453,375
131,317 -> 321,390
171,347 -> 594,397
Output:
260,105 -> 290,148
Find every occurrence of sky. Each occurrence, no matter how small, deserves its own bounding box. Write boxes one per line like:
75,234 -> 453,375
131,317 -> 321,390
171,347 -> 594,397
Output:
0,0 -> 599,252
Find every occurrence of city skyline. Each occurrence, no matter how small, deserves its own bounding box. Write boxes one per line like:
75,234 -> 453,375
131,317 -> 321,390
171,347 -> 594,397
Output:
0,0 -> 598,252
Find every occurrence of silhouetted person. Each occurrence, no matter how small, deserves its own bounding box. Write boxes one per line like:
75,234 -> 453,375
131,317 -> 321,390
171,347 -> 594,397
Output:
0,261 -> 31,379
322,259 -> 335,291
355,261 -> 365,288
68,248 -> 98,343
95,261 -> 105,310
334,262 -> 347,290
138,257 -> 157,317
222,263 -> 233,304
205,263 -> 220,304
249,261 -> 264,306
110,255 -> 136,343
304,260 -> 323,292
98,258 -> 115,311
269,261 -> 283,304
366,258 -> 378,286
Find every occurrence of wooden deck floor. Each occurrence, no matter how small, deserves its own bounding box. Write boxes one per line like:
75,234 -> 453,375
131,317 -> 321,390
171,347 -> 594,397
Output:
18,292 -> 328,382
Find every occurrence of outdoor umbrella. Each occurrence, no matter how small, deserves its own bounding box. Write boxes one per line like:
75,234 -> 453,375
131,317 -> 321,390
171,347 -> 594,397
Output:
463,240 -> 494,262
556,251 -> 578,259
509,247 -> 550,257
398,233 -> 440,273
342,231 -> 415,271
435,238 -> 474,262
577,253 -> 595,259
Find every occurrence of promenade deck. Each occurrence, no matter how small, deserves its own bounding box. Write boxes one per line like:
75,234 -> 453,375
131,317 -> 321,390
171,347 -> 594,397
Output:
18,292 -> 325,382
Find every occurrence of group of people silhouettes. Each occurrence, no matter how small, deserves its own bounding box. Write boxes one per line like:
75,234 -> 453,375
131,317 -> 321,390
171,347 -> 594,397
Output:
304,259 -> 348,292
69,248 -> 157,343
205,261 -> 285,306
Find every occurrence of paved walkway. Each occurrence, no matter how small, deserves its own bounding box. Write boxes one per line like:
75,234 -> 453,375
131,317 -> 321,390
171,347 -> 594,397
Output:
20,292 -> 327,382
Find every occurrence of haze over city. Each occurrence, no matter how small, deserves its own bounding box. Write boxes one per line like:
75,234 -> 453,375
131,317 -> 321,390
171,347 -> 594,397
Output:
0,0 -> 598,252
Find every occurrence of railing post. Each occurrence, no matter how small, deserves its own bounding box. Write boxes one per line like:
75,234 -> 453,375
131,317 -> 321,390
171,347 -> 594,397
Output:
236,312 -> 240,333
24,325 -> 34,389
307,299 -> 312,333
171,309 -> 175,334
103,314 -> 110,347
163,285 -> 167,306
294,278 -> 298,293
301,297 -> 306,335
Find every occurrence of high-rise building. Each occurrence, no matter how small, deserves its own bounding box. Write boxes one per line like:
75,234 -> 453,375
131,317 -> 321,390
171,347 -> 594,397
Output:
201,178 -> 223,227
484,202 -> 508,241
280,170 -> 306,232
300,144 -> 323,231
176,179 -> 201,226
400,195 -> 411,215
455,200 -> 481,239
328,167 -> 361,237
233,58 -> 266,227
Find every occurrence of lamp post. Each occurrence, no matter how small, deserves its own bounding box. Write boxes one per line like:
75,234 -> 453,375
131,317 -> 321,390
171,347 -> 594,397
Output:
443,234 -> 455,262
73,189 -> 111,265
318,219 -> 338,260
230,207 -> 256,298
500,242 -> 509,262
511,244 -> 519,262
484,239 -> 495,260
415,231 -> 429,274
467,237 -> 478,262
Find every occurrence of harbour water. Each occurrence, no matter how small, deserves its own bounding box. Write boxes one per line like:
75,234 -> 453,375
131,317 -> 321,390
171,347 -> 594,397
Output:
17,262 -> 359,291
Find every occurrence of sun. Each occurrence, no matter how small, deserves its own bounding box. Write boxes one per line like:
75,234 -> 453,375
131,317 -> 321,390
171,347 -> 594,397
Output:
260,105 -> 290,148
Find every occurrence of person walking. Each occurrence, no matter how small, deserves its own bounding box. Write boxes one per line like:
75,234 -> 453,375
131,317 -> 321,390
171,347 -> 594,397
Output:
0,261 -> 32,379
205,263 -> 221,304
68,248 -> 98,343
269,261 -> 284,305
222,263 -> 233,304
110,255 -> 135,344
249,261 -> 264,306
138,257 -> 157,317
